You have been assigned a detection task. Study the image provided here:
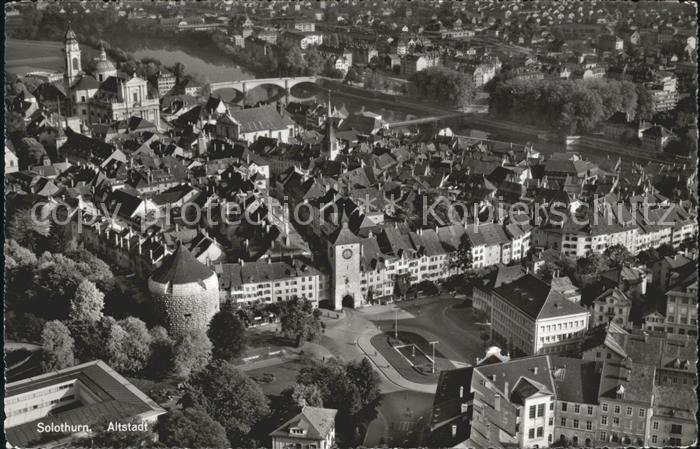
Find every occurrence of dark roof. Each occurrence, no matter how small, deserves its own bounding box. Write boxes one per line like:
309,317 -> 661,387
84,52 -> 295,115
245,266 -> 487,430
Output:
493,274 -> 587,320
72,75 -> 101,91
328,220 -> 362,245
549,356 -> 602,404
150,243 -> 214,285
228,105 -> 295,134
5,360 -> 164,448
269,406 -> 337,440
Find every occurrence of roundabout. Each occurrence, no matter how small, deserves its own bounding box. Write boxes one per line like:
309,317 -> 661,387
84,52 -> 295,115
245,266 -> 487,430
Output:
369,331 -> 455,385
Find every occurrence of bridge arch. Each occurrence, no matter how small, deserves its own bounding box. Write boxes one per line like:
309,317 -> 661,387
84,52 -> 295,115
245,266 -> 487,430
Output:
206,76 -> 319,100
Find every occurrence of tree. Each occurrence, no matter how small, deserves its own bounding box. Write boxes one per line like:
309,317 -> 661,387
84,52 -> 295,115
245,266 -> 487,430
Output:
32,251 -> 108,320
41,321 -> 75,371
69,316 -> 116,363
69,280 -> 105,323
296,357 -> 381,446
325,67 -> 345,79
158,407 -> 230,449
304,47 -> 326,76
185,360 -> 270,445
279,297 -> 325,346
604,244 -> 634,268
6,208 -> 47,250
145,326 -> 175,380
207,310 -> 247,361
345,67 -> 362,83
282,383 -> 324,408
279,42 -> 305,76
115,317 -> 153,375
4,240 -> 37,310
635,85 -> 655,121
410,67 -> 475,109
68,249 -> 114,291
171,330 -> 213,379
173,62 -> 186,82
450,233 -> 473,272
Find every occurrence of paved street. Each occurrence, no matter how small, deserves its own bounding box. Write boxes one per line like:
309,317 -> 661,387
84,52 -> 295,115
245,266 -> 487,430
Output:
316,296 -> 485,394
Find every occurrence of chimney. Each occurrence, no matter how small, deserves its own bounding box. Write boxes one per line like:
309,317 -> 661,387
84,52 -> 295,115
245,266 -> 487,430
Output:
532,366 -> 539,375
504,381 -> 509,396
494,393 -> 501,412
459,386 -> 464,398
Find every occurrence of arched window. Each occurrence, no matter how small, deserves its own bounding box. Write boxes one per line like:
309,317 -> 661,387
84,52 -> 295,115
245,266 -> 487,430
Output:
72,57 -> 79,70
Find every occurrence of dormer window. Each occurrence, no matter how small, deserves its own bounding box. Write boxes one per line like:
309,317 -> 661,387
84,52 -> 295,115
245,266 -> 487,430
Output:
290,427 -> 306,436
616,385 -> 625,400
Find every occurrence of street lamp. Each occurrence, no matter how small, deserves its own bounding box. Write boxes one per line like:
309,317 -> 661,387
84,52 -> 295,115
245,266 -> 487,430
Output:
429,340 -> 439,374
395,309 -> 399,339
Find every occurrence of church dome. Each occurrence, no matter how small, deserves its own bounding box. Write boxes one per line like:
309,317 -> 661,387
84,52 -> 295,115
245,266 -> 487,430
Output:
148,243 -> 220,337
94,59 -> 116,74
93,43 -> 117,80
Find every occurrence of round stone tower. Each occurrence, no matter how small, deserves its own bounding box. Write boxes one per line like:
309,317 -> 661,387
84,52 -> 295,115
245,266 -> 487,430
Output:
148,243 -> 220,337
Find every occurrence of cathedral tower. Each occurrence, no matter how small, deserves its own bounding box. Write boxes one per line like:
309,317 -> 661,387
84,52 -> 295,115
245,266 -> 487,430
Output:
64,23 -> 82,87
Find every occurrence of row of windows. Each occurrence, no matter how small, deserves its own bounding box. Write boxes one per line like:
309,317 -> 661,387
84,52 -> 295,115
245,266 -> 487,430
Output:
527,426 -> 544,440
560,403 -> 594,415
528,403 -> 546,419
560,418 -> 593,430
540,320 -> 585,333
600,403 -> 644,417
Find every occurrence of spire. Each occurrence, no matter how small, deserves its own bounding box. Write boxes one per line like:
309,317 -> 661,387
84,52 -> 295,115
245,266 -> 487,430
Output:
324,89 -> 337,161
327,88 -> 332,117
99,41 -> 107,60
65,21 -> 77,42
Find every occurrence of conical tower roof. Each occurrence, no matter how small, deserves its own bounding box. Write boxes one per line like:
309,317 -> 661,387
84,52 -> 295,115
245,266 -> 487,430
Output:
150,243 -> 214,285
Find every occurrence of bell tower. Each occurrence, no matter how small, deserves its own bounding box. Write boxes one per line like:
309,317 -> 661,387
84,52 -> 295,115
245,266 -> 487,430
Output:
64,22 -> 82,87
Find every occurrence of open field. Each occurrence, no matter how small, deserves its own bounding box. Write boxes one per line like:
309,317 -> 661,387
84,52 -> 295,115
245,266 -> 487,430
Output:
5,39 -> 99,75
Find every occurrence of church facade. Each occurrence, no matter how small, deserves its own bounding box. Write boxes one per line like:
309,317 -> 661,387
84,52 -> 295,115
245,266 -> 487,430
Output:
61,24 -> 161,128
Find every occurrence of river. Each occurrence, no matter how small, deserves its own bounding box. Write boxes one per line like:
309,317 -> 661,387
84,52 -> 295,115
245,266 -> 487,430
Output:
106,35 -> 254,84
104,36 -> 426,123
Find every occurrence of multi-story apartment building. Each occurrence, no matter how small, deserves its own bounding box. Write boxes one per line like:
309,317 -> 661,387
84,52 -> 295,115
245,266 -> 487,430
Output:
281,30 -> 324,49
589,288 -> 632,328
595,358 -> 655,447
440,338 -> 695,449
151,71 -> 176,98
550,357 -> 601,447
490,274 -> 590,356
641,125 -> 674,151
401,53 -> 441,76
215,259 -> 327,307
468,356 -> 556,448
663,277 -> 698,336
651,385 -> 697,447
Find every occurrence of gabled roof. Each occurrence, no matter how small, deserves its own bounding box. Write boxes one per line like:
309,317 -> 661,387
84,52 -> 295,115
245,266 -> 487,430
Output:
228,105 -> 295,134
269,406 -> 337,441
